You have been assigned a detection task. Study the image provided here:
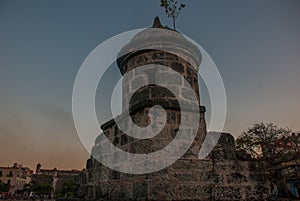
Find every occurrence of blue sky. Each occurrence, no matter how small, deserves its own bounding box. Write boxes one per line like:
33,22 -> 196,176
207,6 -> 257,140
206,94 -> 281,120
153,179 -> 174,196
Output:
0,0 -> 299,169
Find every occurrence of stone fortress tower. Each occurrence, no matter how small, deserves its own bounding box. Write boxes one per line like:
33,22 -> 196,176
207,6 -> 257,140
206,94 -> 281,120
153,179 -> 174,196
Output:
83,18 -> 268,201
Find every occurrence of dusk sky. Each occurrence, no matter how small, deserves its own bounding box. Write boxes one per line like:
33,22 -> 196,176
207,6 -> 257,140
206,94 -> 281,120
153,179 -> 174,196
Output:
0,0 -> 299,170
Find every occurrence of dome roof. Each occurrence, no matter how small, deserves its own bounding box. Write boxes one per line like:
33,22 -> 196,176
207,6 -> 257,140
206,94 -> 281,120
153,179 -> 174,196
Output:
117,18 -> 202,70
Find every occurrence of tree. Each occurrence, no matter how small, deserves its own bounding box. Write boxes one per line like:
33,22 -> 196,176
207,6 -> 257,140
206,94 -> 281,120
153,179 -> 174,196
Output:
0,180 -> 9,192
236,122 -> 292,165
160,0 -> 185,30
236,122 -> 300,199
28,180 -> 53,197
62,181 -> 78,198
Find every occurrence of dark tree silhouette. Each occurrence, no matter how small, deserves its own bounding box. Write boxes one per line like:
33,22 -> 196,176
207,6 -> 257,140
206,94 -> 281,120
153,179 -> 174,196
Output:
160,0 -> 185,30
236,122 -> 300,199
0,181 -> 9,193
236,122 -> 292,164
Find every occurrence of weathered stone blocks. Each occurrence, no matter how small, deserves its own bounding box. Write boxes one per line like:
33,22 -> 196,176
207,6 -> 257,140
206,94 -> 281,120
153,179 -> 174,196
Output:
83,25 -> 269,201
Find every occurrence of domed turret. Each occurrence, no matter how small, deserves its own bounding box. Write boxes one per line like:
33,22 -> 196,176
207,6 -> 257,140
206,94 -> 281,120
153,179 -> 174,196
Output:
116,17 -> 202,113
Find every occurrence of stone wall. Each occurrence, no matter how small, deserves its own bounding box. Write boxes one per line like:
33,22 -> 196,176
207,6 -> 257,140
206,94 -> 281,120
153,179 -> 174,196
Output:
86,128 -> 268,200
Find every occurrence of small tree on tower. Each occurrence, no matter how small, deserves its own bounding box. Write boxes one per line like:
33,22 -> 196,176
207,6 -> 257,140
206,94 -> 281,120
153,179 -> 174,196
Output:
160,0 -> 185,30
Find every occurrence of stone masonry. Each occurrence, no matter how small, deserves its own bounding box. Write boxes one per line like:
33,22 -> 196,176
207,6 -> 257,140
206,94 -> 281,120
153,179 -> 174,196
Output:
83,18 -> 269,201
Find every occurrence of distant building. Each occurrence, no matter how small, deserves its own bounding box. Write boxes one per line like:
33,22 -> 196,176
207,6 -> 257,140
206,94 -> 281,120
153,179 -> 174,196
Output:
30,164 -> 81,197
277,133 -> 300,199
0,163 -> 32,194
